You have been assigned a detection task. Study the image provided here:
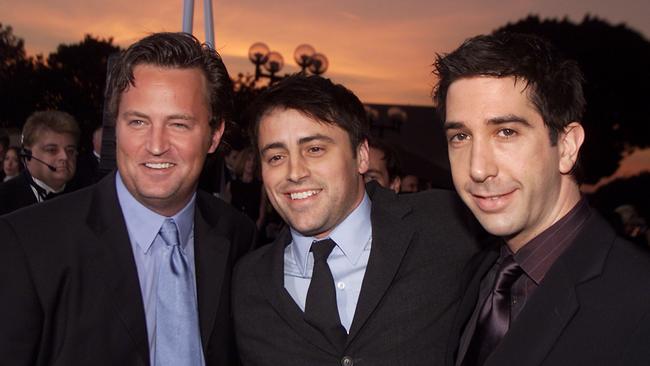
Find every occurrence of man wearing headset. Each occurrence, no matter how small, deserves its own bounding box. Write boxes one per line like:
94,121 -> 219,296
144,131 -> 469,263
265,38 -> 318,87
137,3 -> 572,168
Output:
0,110 -> 79,215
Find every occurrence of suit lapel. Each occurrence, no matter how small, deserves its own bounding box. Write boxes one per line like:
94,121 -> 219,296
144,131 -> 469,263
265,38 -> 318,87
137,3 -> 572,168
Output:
17,172 -> 38,206
193,196 -> 232,349
254,228 -> 341,355
487,214 -> 615,366
86,174 -> 150,364
346,187 -> 414,343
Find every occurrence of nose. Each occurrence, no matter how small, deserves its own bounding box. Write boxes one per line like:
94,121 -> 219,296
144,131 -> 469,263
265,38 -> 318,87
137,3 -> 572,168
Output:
146,124 -> 170,155
287,155 -> 309,182
469,139 -> 497,183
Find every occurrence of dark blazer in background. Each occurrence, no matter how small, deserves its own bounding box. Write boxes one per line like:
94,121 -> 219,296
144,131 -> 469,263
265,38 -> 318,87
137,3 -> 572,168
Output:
0,170 -> 37,215
0,173 -> 256,366
233,183 -> 482,366
450,213 -> 650,366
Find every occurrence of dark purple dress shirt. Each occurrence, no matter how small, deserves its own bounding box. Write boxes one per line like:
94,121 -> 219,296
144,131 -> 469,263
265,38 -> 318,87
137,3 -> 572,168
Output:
463,197 -> 592,349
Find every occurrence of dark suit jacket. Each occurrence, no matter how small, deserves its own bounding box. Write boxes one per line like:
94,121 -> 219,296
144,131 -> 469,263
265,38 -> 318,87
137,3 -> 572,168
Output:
0,170 -> 37,215
450,212 -> 650,366
233,183 -> 482,366
0,173 -> 256,366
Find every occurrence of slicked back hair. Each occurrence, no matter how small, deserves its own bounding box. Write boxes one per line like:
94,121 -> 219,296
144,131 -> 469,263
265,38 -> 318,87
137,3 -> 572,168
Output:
247,74 -> 370,156
106,32 -> 233,130
432,32 -> 585,145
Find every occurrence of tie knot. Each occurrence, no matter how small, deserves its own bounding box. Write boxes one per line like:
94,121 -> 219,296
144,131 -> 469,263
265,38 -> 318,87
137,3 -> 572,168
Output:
159,218 -> 181,248
310,239 -> 337,262
494,255 -> 523,293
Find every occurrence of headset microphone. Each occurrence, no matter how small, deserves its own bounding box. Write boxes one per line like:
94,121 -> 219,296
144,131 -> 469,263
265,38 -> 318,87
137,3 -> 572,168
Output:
20,148 -> 57,172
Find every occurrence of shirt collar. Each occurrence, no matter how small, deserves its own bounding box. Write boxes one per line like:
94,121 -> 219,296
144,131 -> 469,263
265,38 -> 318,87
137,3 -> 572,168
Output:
290,192 -> 372,276
32,176 -> 65,194
115,172 -> 195,253
510,196 -> 591,284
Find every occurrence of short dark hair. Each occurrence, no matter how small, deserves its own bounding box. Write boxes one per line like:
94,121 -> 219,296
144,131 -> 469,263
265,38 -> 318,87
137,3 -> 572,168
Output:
247,75 -> 370,155
22,110 -> 80,147
106,32 -> 233,130
367,137 -> 401,182
432,32 -> 585,144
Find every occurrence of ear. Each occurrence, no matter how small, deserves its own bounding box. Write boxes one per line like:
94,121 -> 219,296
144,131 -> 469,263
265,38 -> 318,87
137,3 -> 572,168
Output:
356,139 -> 370,175
207,120 -> 226,154
558,122 -> 585,174
389,176 -> 401,194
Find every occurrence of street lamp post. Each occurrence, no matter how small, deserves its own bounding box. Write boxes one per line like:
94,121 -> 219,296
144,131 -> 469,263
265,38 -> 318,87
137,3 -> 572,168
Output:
182,0 -> 215,48
249,42 -> 328,83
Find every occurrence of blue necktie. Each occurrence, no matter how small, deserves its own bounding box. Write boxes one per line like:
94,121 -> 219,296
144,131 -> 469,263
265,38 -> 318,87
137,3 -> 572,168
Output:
155,218 -> 203,366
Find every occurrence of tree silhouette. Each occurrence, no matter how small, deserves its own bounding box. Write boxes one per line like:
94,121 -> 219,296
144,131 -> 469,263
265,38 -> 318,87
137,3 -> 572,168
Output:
0,23 -> 46,129
496,15 -> 650,184
42,35 -> 121,149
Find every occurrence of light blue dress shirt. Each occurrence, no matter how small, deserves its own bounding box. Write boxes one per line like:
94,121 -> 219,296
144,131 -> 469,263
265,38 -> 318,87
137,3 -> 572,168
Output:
284,193 -> 372,332
115,173 -> 204,366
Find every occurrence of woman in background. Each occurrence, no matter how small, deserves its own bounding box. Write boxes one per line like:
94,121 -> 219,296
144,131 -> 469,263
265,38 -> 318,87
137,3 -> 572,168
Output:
2,146 -> 22,182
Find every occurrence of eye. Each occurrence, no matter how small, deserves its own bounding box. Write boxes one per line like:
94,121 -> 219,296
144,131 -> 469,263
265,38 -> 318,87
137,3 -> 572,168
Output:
497,128 -> 517,138
128,119 -> 146,127
306,146 -> 325,155
448,132 -> 469,143
266,154 -> 284,166
364,174 -> 378,183
65,147 -> 78,156
170,122 -> 190,130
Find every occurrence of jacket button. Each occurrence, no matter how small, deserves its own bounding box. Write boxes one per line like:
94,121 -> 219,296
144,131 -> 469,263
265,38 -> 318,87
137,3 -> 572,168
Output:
341,356 -> 354,366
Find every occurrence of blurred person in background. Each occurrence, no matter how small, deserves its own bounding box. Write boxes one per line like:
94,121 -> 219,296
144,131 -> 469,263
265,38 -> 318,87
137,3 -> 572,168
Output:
228,146 -> 266,229
0,110 -> 79,215
364,137 -> 402,193
2,146 -> 22,182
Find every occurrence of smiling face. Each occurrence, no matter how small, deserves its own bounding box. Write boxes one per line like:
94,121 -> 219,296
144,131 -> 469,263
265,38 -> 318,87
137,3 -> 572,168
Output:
444,76 -> 583,251
258,108 -> 369,238
116,64 -> 223,216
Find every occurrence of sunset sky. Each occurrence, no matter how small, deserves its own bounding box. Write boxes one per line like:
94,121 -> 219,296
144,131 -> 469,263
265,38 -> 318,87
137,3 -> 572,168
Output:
2,0 -> 649,180
3,0 -> 649,106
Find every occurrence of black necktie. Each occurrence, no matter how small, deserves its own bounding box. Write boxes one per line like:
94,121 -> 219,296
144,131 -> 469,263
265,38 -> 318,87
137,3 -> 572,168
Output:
304,238 -> 347,351
463,255 -> 524,366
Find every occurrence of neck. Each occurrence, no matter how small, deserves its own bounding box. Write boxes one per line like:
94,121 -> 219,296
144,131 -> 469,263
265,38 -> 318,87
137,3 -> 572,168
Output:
506,180 -> 582,253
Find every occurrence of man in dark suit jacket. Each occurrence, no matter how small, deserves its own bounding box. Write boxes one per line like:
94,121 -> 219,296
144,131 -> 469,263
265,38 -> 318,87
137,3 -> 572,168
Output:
0,110 -> 80,215
233,75 -> 481,365
432,33 -> 650,366
0,32 -> 255,366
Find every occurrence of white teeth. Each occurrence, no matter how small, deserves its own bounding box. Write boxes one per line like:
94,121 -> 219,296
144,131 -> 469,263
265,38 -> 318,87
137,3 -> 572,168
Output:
145,162 -> 174,169
290,190 -> 319,200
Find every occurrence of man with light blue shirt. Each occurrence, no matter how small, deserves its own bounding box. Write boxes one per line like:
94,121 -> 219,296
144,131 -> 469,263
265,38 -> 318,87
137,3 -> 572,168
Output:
233,75 -> 481,366
0,32 -> 255,366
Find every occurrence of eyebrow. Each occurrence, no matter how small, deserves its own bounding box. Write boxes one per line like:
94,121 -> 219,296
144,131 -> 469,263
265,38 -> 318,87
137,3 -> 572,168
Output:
297,134 -> 335,145
259,134 -> 336,156
260,142 -> 286,156
120,110 -> 196,122
487,114 -> 531,127
444,114 -> 532,131
121,110 -> 148,119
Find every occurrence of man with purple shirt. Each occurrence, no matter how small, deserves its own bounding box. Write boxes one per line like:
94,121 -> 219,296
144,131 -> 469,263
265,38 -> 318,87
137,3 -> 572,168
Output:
434,32 -> 650,366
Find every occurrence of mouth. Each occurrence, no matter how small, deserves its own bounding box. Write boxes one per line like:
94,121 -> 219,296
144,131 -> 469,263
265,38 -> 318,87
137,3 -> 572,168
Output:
287,189 -> 321,200
144,162 -> 175,169
470,189 -> 516,212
